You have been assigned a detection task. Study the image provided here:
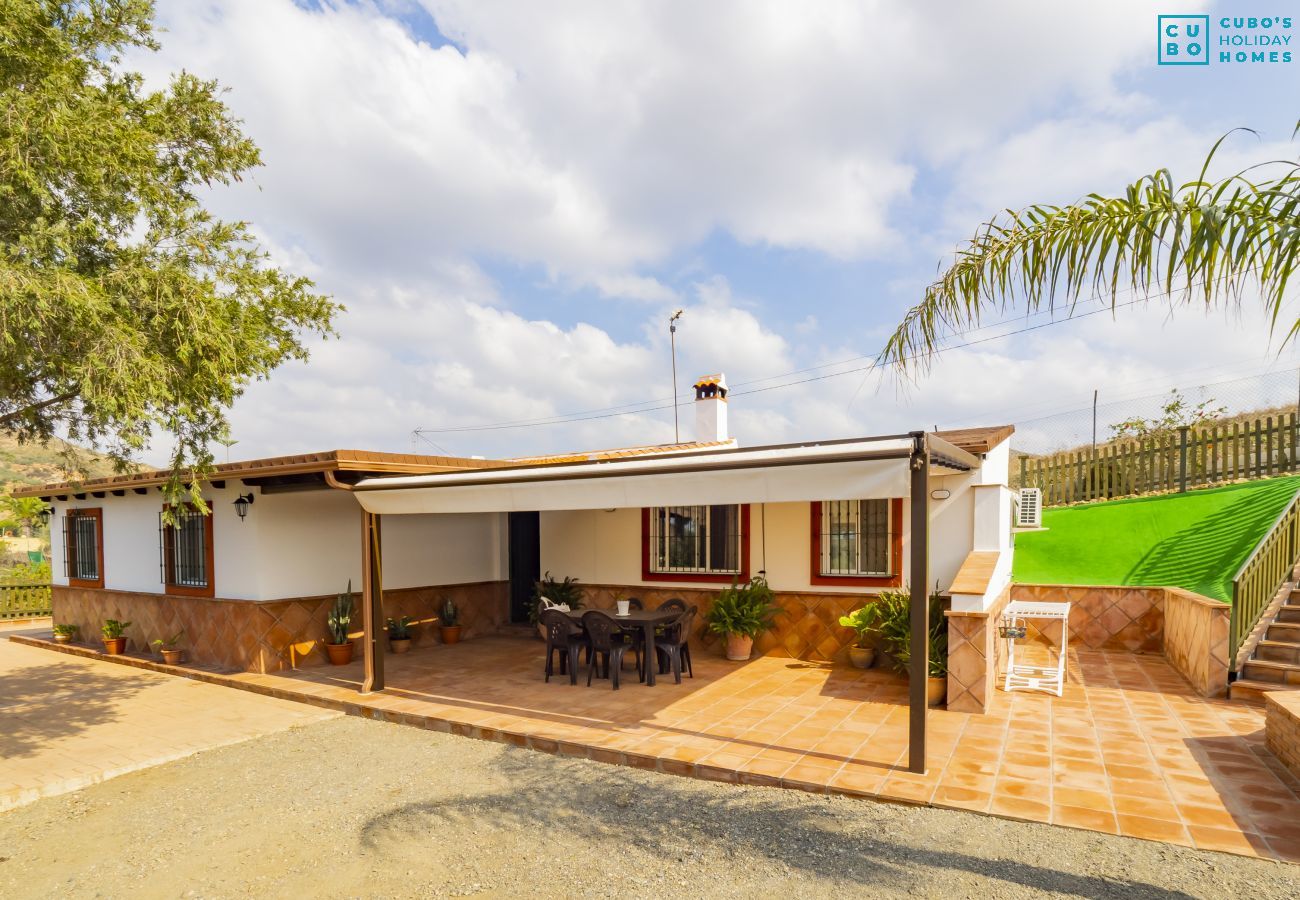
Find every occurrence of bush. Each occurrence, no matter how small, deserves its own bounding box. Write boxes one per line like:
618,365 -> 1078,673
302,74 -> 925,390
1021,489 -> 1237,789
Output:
705,575 -> 779,639
530,572 -> 583,625
873,589 -> 948,677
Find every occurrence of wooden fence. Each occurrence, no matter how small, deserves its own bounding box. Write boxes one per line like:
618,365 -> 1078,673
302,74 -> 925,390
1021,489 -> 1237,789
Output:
1231,488 -> 1300,668
1018,413 -> 1300,507
0,583 -> 52,620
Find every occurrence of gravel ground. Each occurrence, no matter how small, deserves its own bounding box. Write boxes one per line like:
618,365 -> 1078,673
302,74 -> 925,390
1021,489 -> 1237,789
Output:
1,715 -> 1298,899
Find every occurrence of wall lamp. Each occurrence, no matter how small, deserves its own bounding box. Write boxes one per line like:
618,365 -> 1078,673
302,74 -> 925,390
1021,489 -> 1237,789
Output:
38,506 -> 52,527
233,493 -> 256,521
930,489 -> 952,501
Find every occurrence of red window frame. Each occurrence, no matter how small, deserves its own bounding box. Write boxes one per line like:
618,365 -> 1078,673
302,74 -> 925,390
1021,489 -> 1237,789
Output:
161,504 -> 216,599
66,508 -> 104,589
641,504 -> 750,584
809,498 -> 903,588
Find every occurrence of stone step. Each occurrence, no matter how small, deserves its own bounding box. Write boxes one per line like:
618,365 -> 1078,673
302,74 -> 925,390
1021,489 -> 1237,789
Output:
1269,622 -> 1300,643
1241,658 -> 1300,685
1256,640 -> 1300,665
1229,678 -> 1300,705
1277,606 -> 1300,624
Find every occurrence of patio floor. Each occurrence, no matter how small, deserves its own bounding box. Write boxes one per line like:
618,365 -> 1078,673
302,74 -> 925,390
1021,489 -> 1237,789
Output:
14,632 -> 1300,863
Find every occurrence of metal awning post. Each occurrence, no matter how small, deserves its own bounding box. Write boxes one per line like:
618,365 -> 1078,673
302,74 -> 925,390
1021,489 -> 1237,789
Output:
908,431 -> 930,774
361,509 -> 385,694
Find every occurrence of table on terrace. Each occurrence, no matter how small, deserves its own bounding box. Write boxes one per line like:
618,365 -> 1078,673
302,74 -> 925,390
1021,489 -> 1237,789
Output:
564,607 -> 679,686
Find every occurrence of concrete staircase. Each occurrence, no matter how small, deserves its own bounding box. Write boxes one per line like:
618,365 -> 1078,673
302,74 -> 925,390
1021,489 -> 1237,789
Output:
1231,590 -> 1300,704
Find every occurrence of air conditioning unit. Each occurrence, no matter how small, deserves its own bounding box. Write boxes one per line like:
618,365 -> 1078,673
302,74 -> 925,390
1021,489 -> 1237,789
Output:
1016,487 -> 1042,529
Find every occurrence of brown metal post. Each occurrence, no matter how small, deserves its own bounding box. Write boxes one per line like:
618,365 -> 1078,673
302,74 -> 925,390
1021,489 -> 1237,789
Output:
908,431 -> 930,774
361,509 -> 385,694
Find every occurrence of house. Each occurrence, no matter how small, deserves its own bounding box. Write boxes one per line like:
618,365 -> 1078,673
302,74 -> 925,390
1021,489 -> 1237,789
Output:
17,374 -> 1016,727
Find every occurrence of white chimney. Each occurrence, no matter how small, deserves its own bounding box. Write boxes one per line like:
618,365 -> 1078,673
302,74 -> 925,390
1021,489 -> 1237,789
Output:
693,373 -> 729,442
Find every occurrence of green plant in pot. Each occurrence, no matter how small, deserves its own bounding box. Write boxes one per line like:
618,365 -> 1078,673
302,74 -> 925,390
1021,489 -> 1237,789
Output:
100,619 -> 131,655
326,581 -> 354,665
873,588 -> 949,706
151,630 -> 185,665
838,604 -> 884,669
705,575 -> 779,661
531,571 -> 583,638
439,598 -> 462,644
52,623 -> 79,644
386,615 -> 414,653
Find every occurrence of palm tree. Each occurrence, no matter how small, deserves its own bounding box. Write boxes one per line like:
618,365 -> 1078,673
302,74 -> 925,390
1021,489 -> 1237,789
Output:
881,126 -> 1300,372
2,495 -> 48,537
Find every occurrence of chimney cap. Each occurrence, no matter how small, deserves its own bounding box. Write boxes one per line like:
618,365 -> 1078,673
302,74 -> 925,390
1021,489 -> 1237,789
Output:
692,373 -> 727,390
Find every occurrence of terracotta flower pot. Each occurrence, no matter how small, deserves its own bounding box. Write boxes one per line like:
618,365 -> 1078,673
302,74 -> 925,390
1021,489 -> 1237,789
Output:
53,633 -> 72,644
390,638 -> 412,654
325,641 -> 354,665
848,646 -> 876,669
160,649 -> 184,666
102,637 -> 126,655
724,633 -> 753,661
927,675 -> 947,707
440,625 -> 462,645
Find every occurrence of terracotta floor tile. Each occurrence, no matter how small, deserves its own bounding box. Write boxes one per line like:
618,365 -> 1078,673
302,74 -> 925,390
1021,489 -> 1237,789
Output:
993,777 -> 1051,804
1108,776 -> 1173,802
990,794 -> 1051,822
1053,804 -> 1119,834
1116,814 -> 1190,844
1188,826 -> 1270,857
1054,786 -> 1113,812
1112,794 -> 1182,822
933,785 -> 993,812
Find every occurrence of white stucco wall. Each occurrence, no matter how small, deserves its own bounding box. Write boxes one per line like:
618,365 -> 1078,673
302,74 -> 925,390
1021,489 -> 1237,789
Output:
537,443 -> 1013,596
51,485 -> 504,601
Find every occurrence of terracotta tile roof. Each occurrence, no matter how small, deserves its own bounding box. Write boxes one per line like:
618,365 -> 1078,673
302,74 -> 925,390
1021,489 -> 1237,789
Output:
933,424 -> 1015,455
13,450 -> 508,498
507,439 -> 736,466
693,374 -> 726,387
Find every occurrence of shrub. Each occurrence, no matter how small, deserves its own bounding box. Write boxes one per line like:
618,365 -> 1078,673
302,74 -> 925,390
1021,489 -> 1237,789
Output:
328,582 -> 353,644
705,575 -> 779,639
530,571 -> 583,625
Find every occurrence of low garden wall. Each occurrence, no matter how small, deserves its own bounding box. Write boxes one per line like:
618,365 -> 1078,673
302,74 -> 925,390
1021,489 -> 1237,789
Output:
1266,692 -> 1300,780
50,581 -> 508,673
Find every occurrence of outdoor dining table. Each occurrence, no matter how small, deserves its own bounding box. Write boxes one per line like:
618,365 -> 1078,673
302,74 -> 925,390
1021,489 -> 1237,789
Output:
564,607 -> 678,686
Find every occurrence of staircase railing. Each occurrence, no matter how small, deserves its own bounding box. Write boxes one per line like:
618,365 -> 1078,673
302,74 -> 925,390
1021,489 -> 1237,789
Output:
0,582 -> 52,620
1231,487 -> 1300,667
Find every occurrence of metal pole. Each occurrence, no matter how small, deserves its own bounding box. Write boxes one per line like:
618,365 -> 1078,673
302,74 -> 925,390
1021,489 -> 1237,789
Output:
669,310 -> 683,444
1178,426 -> 1189,493
361,509 -> 385,694
908,431 -> 930,775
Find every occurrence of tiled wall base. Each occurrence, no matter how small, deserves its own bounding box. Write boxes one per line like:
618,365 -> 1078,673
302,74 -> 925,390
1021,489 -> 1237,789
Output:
51,581 -> 508,673
1267,692 -> 1300,780
946,586 -> 1010,714
578,584 -> 882,662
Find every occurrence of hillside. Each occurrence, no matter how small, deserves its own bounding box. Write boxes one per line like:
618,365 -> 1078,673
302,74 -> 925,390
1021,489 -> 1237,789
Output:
1012,475 -> 1300,601
0,433 -> 119,493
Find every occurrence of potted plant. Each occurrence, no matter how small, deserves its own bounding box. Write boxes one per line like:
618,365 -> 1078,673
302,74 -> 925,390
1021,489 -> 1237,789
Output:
837,604 -> 883,668
101,619 -> 131,655
325,581 -> 354,665
387,616 -> 414,653
52,623 -> 79,644
705,575 -> 779,661
439,598 -> 462,644
530,571 -> 583,639
151,631 -> 185,665
874,588 -> 949,706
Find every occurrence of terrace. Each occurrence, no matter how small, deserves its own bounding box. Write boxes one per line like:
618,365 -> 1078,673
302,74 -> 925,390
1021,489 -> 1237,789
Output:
23,631 -> 1297,862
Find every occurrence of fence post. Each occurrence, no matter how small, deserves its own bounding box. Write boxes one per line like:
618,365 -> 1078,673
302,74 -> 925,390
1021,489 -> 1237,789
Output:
1018,455 -> 1027,491
1178,426 -> 1189,493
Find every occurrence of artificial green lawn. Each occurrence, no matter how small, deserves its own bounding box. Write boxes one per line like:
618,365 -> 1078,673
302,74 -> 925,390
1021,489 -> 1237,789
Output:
1011,475 -> 1300,602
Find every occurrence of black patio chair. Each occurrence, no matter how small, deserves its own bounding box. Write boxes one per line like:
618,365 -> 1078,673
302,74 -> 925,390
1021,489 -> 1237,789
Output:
582,610 -> 642,690
626,597 -> 644,610
656,598 -> 687,613
654,606 -> 697,684
541,608 -> 587,686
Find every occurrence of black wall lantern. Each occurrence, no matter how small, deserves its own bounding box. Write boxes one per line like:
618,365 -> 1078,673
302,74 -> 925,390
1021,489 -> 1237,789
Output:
233,493 -> 255,521
38,506 -> 52,527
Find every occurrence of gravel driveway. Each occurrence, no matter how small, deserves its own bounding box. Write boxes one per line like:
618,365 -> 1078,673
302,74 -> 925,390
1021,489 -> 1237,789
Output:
1,715 -> 1297,898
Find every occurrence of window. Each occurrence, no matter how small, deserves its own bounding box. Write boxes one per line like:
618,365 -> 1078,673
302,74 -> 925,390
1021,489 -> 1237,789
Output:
63,509 -> 103,589
642,505 -> 749,582
159,505 -> 214,597
810,499 -> 902,586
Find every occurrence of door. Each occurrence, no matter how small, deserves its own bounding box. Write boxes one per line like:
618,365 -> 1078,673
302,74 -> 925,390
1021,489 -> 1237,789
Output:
508,511 -> 541,623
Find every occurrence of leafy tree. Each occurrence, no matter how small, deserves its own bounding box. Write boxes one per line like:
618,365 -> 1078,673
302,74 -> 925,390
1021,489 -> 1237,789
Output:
2,494 -> 49,535
880,125 -> 1300,373
0,0 -> 339,500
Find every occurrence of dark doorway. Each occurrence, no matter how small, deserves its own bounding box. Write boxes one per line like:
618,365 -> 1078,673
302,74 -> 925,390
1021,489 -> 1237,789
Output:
508,511 -> 541,623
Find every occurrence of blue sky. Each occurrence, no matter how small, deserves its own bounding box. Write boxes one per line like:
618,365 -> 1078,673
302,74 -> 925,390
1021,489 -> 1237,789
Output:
134,1 -> 1300,462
